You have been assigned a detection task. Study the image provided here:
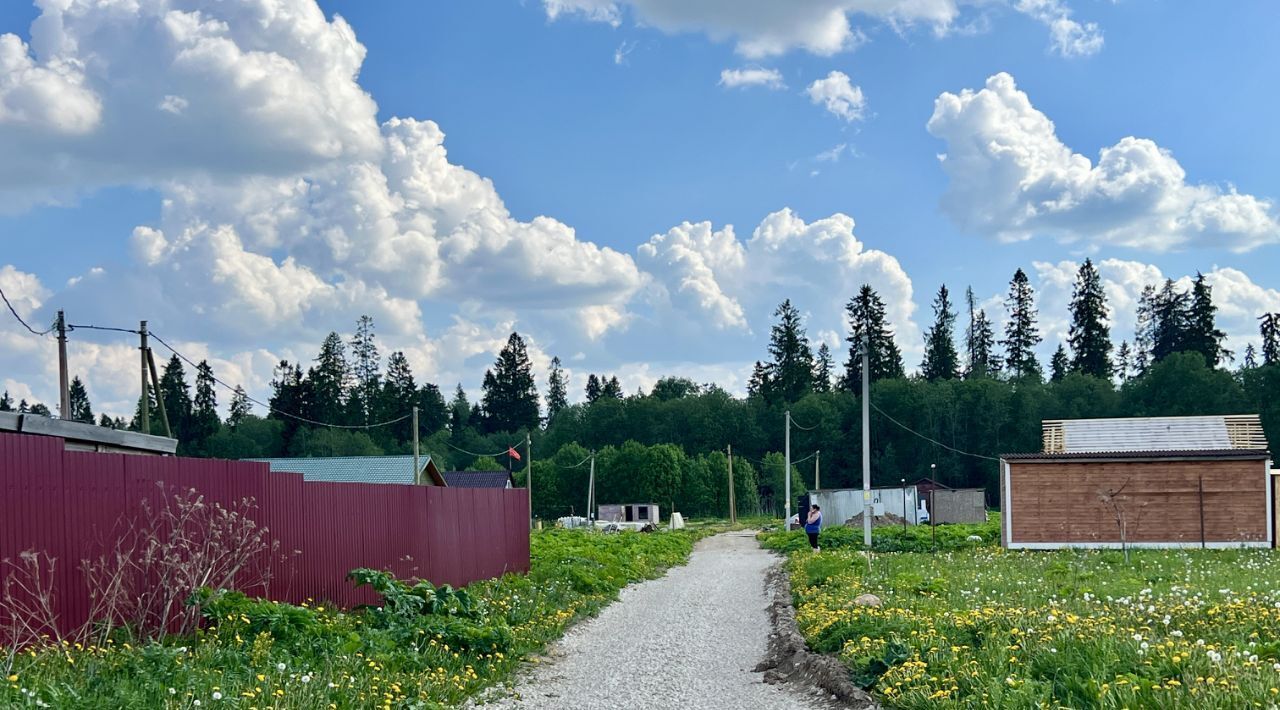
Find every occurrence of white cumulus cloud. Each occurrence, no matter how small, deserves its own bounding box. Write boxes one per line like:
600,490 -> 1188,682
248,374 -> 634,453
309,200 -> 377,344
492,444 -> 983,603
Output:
719,66 -> 785,90
806,71 -> 866,122
927,73 -> 1280,253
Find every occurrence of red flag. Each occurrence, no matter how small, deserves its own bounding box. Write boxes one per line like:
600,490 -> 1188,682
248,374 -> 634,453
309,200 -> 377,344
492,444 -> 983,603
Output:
508,446 -> 522,461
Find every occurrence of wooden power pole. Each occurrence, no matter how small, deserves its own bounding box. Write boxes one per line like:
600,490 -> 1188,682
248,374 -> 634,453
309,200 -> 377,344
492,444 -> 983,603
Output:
139,321 -> 150,435
56,310 -> 70,419
727,444 -> 737,524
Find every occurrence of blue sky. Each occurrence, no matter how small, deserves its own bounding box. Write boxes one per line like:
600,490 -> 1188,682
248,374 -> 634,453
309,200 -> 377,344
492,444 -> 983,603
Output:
1,0 -> 1278,416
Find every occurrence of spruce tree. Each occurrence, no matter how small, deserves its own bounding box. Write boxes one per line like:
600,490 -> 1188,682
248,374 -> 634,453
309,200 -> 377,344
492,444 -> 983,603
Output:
1133,284 -> 1156,374
546,356 -> 569,421
158,354 -> 193,438
964,287 -> 1000,379
812,344 -> 834,393
841,284 -> 905,386
228,386 -> 252,427
1001,268 -> 1042,379
349,315 -> 380,423
379,351 -> 417,440
1150,279 -> 1191,363
921,284 -> 960,381
1067,258 -> 1111,378
67,376 -> 93,423
479,332 -> 540,433
747,361 -> 771,398
1261,313 -> 1280,366
1185,273 -> 1228,368
449,384 -> 471,433
602,376 -> 624,399
268,360 -> 305,441
0,390 -> 12,412
416,383 -> 449,435
1242,343 -> 1259,370
1049,344 -> 1069,383
585,374 -> 602,404
307,333 -> 350,425
190,361 -> 220,447
1114,341 -> 1132,382
765,299 -> 816,403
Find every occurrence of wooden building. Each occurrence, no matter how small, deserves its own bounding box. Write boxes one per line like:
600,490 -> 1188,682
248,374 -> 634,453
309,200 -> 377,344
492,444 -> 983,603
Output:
1000,415 -> 1272,549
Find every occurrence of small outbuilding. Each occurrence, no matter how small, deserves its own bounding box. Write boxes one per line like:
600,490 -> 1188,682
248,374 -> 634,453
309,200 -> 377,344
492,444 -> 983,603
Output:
597,503 -> 659,525
0,411 -> 177,455
1000,414 -> 1272,549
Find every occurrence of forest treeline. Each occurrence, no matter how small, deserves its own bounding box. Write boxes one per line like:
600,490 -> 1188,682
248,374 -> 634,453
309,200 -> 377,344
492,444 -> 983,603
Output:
5,260 -> 1280,518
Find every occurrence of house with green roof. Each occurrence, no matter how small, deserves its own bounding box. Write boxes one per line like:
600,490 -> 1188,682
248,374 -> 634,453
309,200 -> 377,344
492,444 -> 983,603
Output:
249,454 -> 447,486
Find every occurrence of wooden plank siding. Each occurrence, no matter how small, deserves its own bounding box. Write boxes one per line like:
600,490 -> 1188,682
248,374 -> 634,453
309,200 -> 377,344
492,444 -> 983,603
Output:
1004,458 -> 1271,548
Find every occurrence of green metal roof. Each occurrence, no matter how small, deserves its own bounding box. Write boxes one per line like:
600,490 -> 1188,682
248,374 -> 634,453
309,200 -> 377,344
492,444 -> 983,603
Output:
248,455 -> 433,486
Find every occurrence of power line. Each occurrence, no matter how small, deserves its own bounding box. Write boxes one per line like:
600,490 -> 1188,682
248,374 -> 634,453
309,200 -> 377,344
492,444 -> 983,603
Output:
149,331 -> 411,430
443,439 -> 522,459
869,400 -> 998,461
0,285 -> 54,336
790,417 -> 819,431
67,324 -> 141,335
558,454 -> 593,469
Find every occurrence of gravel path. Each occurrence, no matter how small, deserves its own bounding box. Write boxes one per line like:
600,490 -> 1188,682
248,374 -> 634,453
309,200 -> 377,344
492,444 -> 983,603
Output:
476,531 -> 827,709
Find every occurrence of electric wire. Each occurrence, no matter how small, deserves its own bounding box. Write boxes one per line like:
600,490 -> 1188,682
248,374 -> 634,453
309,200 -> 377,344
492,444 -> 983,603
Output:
67,324 -> 141,335
0,285 -> 54,336
869,399 -> 999,461
149,332 -> 411,430
789,417 -> 819,431
442,439 -> 523,459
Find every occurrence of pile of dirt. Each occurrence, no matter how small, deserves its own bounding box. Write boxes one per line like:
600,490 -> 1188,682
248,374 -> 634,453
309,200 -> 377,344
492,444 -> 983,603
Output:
843,512 -> 908,528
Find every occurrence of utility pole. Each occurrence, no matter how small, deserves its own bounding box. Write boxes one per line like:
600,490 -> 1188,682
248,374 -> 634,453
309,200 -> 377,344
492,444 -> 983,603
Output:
814,450 -> 821,491
861,334 -> 872,548
145,347 -> 171,438
526,433 -> 533,530
727,444 -> 736,524
587,450 -> 596,523
412,406 -> 420,484
901,478 -> 908,532
139,321 -> 150,435
784,410 -> 792,526
56,310 -> 70,419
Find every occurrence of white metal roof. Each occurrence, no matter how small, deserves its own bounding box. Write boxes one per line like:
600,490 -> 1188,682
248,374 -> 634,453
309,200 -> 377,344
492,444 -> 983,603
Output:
1042,414 -> 1268,454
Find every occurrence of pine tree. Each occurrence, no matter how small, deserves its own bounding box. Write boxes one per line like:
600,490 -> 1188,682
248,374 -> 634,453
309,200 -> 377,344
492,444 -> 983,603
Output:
158,354 -> 193,439
1050,344 -> 1069,383
1114,341 -> 1132,382
449,384 -> 471,433
1067,258 -> 1111,378
190,361 -> 220,449
1261,313 -> 1280,366
764,299 -> 816,403
29,402 -> 51,417
349,315 -> 380,423
480,332 -> 540,433
268,360 -> 305,442
812,344 -> 834,393
67,376 -> 93,423
585,374 -> 602,404
964,287 -> 1000,379
1001,268 -> 1042,379
97,413 -> 115,429
1185,273 -> 1228,368
128,386 -> 158,432
602,376 -> 624,399
841,284 -> 905,387
307,332 -> 350,425
228,386 -> 252,427
921,285 -> 960,381
546,356 -> 569,421
0,390 -> 13,412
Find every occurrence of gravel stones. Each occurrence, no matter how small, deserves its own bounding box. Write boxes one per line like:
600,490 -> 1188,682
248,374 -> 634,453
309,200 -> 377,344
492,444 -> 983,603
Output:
476,532 -> 825,709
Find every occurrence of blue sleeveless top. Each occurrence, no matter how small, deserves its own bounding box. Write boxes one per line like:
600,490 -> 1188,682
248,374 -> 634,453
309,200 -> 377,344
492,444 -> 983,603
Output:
804,513 -> 822,533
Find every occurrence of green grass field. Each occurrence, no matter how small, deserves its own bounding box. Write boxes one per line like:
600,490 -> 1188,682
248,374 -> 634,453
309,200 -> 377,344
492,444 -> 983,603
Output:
2,528 -> 705,709
777,531 -> 1280,709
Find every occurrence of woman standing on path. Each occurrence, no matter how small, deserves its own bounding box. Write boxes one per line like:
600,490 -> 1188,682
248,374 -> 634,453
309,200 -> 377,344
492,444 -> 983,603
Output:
804,504 -> 822,552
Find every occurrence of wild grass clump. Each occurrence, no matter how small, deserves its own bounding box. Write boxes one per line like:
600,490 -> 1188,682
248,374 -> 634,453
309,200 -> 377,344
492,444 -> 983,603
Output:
757,514 -> 999,554
786,544 -> 1280,708
1,528 -> 701,709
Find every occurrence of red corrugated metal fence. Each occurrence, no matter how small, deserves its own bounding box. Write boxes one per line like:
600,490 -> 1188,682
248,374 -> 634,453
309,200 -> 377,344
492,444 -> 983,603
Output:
0,432 -> 529,638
